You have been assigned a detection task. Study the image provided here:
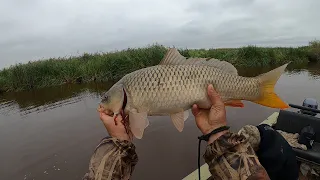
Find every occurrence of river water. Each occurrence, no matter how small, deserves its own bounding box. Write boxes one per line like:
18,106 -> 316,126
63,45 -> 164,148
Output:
1,63 -> 320,180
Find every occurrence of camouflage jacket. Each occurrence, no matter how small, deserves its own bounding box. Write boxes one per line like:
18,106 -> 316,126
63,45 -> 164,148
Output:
82,137 -> 138,180
83,132 -> 270,180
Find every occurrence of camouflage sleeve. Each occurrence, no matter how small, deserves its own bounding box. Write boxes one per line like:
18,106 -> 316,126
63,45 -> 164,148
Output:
204,132 -> 270,180
82,137 -> 138,180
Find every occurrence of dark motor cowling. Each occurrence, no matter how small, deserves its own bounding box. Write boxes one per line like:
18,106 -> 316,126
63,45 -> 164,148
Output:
300,98 -> 318,116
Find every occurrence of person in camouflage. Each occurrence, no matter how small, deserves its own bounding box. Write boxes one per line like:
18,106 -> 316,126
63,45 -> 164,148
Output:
83,84 -> 271,180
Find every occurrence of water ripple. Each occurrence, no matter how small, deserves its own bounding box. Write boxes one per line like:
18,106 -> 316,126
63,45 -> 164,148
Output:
0,82 -> 112,116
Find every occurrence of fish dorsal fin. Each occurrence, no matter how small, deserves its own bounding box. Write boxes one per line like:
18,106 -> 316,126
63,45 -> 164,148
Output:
187,58 -> 238,75
185,58 -> 208,65
129,111 -> 149,139
204,58 -> 238,75
160,48 -> 238,74
160,49 -> 207,65
170,110 -> 189,132
159,48 -> 186,65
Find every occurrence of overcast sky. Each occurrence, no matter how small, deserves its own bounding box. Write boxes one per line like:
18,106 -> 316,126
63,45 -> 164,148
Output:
0,0 -> 319,68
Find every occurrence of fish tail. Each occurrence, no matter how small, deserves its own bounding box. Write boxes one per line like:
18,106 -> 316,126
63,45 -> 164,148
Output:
252,63 -> 290,109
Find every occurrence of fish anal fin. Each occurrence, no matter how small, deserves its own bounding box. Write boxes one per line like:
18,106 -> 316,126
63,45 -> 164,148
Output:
253,63 -> 290,109
129,111 -> 149,139
224,100 -> 244,107
170,110 -> 189,132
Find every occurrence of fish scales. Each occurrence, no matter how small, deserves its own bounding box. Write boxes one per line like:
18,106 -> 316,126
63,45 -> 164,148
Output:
122,64 -> 260,114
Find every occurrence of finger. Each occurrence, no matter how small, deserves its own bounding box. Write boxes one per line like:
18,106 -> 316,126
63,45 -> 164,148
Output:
207,84 -> 224,107
191,104 -> 200,116
100,112 -> 112,122
97,104 -> 104,112
115,113 -> 123,122
99,112 -> 106,120
100,111 -> 108,117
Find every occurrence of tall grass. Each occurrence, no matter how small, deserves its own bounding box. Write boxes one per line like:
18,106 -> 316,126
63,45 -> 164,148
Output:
0,42 -> 319,92
308,40 -> 320,62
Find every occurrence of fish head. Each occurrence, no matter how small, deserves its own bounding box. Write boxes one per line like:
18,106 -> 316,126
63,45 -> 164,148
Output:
99,83 -> 125,116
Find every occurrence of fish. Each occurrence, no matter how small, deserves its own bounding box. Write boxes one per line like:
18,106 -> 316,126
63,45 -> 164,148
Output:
98,48 -> 289,139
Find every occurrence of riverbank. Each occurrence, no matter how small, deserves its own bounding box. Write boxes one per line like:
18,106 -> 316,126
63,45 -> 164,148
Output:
1,41 -> 320,92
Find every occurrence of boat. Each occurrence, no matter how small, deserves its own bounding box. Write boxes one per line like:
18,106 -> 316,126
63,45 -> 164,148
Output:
183,98 -> 320,179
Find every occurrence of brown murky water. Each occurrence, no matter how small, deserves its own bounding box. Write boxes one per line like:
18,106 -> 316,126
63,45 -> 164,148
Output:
1,63 -> 320,180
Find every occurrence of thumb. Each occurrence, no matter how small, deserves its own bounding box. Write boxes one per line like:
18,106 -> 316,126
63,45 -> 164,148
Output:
208,84 -> 224,107
191,104 -> 200,116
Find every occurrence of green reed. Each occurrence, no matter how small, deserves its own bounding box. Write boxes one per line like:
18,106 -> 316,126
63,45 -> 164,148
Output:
0,41 -> 319,92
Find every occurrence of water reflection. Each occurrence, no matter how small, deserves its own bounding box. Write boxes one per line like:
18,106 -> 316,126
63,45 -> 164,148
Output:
0,82 -> 114,116
238,62 -> 320,81
304,62 -> 320,79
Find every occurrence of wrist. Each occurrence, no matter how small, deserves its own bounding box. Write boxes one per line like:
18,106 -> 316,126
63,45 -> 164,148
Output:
199,126 -> 229,144
207,130 -> 228,144
111,133 -> 131,142
202,122 -> 227,135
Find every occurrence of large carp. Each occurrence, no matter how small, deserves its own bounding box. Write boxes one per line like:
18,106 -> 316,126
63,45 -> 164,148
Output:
98,48 -> 289,139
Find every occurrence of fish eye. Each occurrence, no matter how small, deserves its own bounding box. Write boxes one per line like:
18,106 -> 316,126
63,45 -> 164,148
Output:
102,94 -> 109,101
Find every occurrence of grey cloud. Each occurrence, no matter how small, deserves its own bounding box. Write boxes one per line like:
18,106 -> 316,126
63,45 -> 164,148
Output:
0,0 -> 319,68
219,0 -> 255,8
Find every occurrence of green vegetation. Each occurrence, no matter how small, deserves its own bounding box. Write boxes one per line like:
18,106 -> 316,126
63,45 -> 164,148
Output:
1,41 -> 320,92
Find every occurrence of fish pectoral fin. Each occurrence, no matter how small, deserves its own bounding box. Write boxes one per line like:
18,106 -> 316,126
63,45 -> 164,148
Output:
129,111 -> 149,139
170,110 -> 189,132
224,100 -> 244,107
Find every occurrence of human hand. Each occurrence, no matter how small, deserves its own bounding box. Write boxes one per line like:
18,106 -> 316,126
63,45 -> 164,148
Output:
192,84 -> 228,144
99,111 -> 131,141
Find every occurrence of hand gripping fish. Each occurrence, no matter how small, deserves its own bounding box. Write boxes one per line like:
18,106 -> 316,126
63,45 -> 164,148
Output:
98,48 -> 289,139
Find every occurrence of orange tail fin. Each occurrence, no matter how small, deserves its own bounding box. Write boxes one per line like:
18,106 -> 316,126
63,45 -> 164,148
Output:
252,63 -> 290,109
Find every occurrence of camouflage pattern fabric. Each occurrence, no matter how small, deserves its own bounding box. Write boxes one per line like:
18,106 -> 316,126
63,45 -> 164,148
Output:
276,130 -> 307,150
83,137 -> 138,180
238,125 -> 307,151
203,132 -> 270,180
238,125 -> 261,151
83,132 -> 269,180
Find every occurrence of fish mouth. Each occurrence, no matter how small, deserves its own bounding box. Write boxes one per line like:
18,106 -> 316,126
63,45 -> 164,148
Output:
97,88 -> 128,117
